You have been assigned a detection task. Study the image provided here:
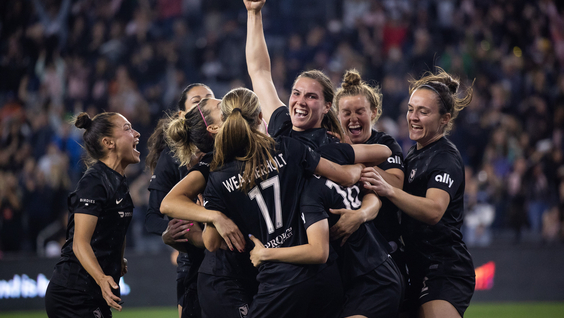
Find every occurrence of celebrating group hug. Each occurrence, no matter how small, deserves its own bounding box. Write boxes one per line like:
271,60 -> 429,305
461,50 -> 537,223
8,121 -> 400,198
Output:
44,1 -> 476,318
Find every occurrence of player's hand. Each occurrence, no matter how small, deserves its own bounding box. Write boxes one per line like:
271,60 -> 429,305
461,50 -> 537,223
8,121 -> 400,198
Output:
97,275 -> 122,311
248,234 -> 266,267
243,0 -> 266,12
360,167 -> 394,197
326,130 -> 353,145
162,219 -> 192,245
329,208 -> 363,246
120,258 -> 128,276
213,213 -> 246,253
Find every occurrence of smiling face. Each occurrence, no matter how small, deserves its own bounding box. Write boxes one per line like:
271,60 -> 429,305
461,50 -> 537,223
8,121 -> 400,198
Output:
183,85 -> 215,113
110,114 -> 141,166
407,88 -> 450,149
338,94 -> 376,144
288,77 -> 331,131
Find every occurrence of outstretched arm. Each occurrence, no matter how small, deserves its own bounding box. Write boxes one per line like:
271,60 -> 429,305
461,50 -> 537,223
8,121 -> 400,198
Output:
315,158 -> 364,187
244,0 -> 285,123
361,167 -> 450,225
351,144 -> 392,166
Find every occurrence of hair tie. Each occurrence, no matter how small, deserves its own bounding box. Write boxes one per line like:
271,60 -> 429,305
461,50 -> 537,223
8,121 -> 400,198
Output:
197,102 -> 208,127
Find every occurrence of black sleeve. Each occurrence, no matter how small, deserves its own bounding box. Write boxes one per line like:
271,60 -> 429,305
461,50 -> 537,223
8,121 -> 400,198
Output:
70,173 -> 107,217
189,152 -> 213,182
283,137 -> 321,175
300,177 -> 329,229
268,106 -> 292,138
376,134 -> 404,171
317,143 -> 355,165
148,149 -> 182,192
426,152 -> 464,200
202,176 -> 228,216
145,188 -> 170,235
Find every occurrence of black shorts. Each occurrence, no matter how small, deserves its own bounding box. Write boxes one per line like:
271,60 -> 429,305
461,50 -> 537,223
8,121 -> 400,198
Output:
179,282 -> 201,318
341,256 -> 403,318
45,282 -> 112,318
408,273 -> 475,317
197,273 -> 257,318
250,262 -> 343,318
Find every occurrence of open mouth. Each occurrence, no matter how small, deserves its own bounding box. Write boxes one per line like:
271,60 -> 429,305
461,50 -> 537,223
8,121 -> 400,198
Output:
348,124 -> 362,136
410,124 -> 423,131
293,108 -> 308,118
133,140 -> 140,154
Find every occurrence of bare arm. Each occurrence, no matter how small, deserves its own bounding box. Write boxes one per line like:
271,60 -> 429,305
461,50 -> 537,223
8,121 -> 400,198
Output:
202,223 -> 224,252
314,158 -> 363,187
244,0 -> 285,123
73,214 -> 122,311
249,220 -> 329,266
361,168 -> 450,225
329,192 -> 382,245
351,144 -> 392,166
160,171 -> 246,252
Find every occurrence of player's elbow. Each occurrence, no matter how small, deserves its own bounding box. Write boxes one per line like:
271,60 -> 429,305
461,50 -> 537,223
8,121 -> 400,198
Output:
159,199 -> 172,217
423,210 -> 444,225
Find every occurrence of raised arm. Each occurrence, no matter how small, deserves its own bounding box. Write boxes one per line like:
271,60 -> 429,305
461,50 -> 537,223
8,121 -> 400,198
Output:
160,171 -> 246,252
244,0 -> 285,123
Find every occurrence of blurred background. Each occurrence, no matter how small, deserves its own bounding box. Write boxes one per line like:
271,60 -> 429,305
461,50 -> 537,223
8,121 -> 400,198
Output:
0,0 -> 563,313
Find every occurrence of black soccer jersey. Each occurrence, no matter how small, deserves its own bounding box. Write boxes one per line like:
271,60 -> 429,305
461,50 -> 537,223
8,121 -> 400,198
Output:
401,137 -> 474,277
300,176 -> 390,285
50,161 -> 133,298
364,129 -> 404,244
146,146 -> 188,235
146,147 -> 204,299
203,136 -> 323,291
268,106 -> 355,164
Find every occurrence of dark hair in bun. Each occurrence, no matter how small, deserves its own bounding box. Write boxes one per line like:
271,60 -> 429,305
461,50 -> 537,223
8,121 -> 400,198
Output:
74,112 -> 118,167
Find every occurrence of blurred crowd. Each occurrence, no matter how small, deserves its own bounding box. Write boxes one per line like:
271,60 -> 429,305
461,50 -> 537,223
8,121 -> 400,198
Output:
1,0 -> 563,257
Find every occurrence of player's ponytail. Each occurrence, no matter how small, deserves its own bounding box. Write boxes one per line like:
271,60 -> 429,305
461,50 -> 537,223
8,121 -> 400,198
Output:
409,67 -> 473,135
166,98 -> 215,167
212,88 -> 276,192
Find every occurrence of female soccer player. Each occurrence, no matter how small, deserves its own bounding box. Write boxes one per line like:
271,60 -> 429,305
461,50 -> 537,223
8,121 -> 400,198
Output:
202,87 -> 367,318
145,83 -> 214,318
162,97 -> 256,318
300,176 -> 404,318
362,69 -> 475,318
244,0 -> 390,164
332,69 -> 405,246
45,112 -> 140,317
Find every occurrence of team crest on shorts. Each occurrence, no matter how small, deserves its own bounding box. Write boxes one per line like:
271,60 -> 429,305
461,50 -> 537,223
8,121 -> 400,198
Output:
239,304 -> 249,317
409,168 -> 417,183
93,307 -> 104,318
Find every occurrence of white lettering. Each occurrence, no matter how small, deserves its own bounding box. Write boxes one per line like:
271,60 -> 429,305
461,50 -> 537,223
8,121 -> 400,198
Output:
223,178 -> 236,192
435,173 -> 454,188
387,155 -> 402,165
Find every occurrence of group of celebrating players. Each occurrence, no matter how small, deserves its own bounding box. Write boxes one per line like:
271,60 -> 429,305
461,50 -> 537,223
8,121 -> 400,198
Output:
44,1 -> 476,318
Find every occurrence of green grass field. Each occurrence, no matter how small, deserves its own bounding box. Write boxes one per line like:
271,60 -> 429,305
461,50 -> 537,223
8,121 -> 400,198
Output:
3,302 -> 564,317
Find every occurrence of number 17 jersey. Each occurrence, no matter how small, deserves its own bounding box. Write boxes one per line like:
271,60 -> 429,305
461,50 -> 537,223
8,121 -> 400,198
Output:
203,136 -> 323,292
